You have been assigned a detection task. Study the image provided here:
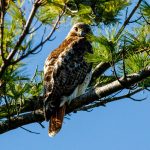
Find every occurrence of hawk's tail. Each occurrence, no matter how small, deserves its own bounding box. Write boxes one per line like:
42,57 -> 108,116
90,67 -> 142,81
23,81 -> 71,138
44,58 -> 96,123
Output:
48,105 -> 66,137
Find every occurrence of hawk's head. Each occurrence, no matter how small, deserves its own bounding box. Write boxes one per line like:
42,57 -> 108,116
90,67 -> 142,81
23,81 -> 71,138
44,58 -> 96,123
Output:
67,22 -> 92,38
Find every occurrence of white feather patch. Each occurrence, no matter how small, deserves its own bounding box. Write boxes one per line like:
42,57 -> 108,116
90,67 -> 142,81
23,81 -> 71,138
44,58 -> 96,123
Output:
60,70 -> 92,107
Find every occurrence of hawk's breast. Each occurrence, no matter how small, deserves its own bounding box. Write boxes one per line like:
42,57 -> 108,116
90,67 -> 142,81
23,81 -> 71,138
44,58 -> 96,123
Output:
44,36 -> 92,118
60,70 -> 92,107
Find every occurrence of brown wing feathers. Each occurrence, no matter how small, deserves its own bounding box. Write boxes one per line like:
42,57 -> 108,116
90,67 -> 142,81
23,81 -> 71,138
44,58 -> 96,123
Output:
44,28 -> 92,136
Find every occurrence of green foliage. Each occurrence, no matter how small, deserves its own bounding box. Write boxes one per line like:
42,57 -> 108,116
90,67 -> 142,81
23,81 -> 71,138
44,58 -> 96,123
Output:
125,25 -> 150,52
85,26 -> 120,66
92,0 -> 130,24
0,65 -> 43,119
94,75 -> 116,87
28,67 -> 43,97
37,1 -> 63,24
72,4 -> 94,24
139,77 -> 150,88
69,0 -> 130,24
7,1 -> 26,27
125,52 -> 150,74
140,1 -> 150,20
122,24 -> 150,74
36,0 -> 130,25
1,65 -> 43,100
2,1 -> 34,60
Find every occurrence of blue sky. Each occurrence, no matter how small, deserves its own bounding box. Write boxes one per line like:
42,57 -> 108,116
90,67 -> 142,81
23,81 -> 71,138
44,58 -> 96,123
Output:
1,96 -> 150,150
1,1 -> 150,150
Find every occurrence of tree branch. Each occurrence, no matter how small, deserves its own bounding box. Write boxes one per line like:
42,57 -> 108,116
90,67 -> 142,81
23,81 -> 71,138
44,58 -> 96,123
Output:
0,0 -> 6,62
115,0 -> 142,39
90,62 -> 110,84
1,66 -> 150,134
27,6 -> 66,54
91,0 -> 144,83
0,1 -> 40,78
91,46 -> 150,84
0,5 -> 66,74
78,88 -> 143,111
92,0 -> 143,86
0,110 -> 44,134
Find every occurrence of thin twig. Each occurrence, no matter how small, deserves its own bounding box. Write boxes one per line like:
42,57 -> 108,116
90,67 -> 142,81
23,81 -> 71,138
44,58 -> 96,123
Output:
78,88 -> 143,111
115,0 -> 142,39
6,2 -> 40,61
29,7 -> 66,53
8,6 -> 66,66
145,87 -> 150,91
122,38 -> 127,79
30,27 -> 47,54
4,96 -> 11,127
129,96 -> 146,101
20,126 -> 40,134
110,44 -> 128,89
122,8 -> 128,79
129,16 -> 142,23
38,123 -> 45,128
28,23 -> 42,34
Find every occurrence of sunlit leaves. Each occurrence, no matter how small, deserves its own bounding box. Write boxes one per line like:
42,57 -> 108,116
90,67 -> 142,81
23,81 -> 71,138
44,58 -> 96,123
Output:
1,1 -> 26,59
37,0 -> 65,24
139,77 -> 150,88
125,52 -> 150,74
88,0 -> 130,24
17,0 -> 25,7
7,1 -> 26,27
125,25 -> 150,53
28,67 -> 43,97
85,26 -> 120,66
86,36 -> 113,65
37,0 -> 131,25
1,65 -> 43,106
117,24 -> 149,77
72,4 -> 94,24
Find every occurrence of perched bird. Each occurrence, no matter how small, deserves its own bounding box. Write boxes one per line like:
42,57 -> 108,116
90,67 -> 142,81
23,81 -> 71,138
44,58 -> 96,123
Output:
43,22 -> 93,137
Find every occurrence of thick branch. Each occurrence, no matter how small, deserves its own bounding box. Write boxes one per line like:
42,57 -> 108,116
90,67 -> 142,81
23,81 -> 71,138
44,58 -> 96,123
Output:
0,67 -> 150,134
0,0 -> 5,61
0,110 -> 44,134
0,96 -> 43,119
91,62 -> 110,84
69,67 -> 150,113
78,88 -> 143,111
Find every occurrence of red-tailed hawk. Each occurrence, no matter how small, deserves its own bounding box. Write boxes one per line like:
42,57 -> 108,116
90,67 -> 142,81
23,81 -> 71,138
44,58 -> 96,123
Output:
43,22 -> 93,137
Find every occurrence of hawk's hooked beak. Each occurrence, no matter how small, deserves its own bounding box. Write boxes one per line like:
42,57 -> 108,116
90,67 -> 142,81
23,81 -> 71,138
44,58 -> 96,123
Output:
79,30 -> 86,37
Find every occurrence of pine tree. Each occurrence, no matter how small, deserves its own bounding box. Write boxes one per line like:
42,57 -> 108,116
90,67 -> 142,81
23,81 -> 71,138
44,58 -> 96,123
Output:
0,0 -> 150,134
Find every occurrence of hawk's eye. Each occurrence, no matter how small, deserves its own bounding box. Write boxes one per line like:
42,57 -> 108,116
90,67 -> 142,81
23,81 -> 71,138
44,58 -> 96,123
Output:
85,28 -> 90,32
74,27 -> 78,31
